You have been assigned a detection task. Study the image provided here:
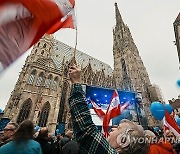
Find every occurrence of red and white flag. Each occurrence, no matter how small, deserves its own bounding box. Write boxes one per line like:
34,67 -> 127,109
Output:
90,100 -> 105,118
102,90 -> 121,137
121,101 -> 130,112
163,111 -> 180,137
0,0 -> 75,73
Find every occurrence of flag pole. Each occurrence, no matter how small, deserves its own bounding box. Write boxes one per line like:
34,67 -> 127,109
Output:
73,2 -> 78,65
73,27 -> 78,61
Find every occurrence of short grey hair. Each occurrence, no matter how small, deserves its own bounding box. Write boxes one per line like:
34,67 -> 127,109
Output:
117,120 -> 148,154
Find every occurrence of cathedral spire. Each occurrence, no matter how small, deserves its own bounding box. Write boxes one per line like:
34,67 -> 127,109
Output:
114,3 -> 124,27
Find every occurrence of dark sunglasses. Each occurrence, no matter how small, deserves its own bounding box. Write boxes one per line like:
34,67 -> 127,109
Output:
4,128 -> 14,132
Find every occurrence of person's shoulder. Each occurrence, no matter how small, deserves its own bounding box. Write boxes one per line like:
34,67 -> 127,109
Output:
0,140 -> 14,148
0,141 -> 14,153
28,139 -> 41,147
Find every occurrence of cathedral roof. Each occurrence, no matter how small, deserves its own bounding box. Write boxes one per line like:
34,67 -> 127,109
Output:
175,13 -> 180,22
51,40 -> 113,77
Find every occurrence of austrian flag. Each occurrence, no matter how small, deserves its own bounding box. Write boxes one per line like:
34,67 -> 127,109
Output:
0,0 -> 75,73
90,100 -> 105,118
103,90 -> 121,137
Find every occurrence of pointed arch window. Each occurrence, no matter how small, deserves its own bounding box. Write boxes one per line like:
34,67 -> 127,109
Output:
53,77 -> 59,90
17,98 -> 32,124
121,58 -> 128,79
58,82 -> 68,122
45,74 -> 52,88
36,72 -> 44,86
64,66 -> 68,77
38,102 -> 50,127
27,70 -> 37,84
87,74 -> 91,85
43,43 -> 47,48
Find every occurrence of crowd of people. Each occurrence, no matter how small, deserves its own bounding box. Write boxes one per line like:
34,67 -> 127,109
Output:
0,65 -> 179,154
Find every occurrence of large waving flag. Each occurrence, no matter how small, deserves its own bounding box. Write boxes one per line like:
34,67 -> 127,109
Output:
163,111 -> 180,137
0,0 -> 75,73
90,100 -> 105,119
102,90 -> 121,137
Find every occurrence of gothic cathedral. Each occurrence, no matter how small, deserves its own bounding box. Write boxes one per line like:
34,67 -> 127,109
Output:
3,3 -> 162,132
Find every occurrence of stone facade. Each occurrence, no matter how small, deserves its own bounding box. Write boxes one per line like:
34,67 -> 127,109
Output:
173,13 -> 180,65
3,35 -> 115,132
3,3 -> 162,132
169,96 -> 180,117
113,3 -> 162,125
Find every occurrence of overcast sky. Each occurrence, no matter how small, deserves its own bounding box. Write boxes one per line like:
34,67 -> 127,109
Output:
0,0 -> 180,110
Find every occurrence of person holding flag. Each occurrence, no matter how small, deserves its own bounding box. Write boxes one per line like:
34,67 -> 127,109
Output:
68,65 -> 148,154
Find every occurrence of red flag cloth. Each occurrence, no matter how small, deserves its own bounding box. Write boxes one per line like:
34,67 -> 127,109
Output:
102,90 -> 120,137
121,101 -> 130,112
163,111 -> 180,137
0,0 -> 75,72
47,0 -> 76,34
90,100 -> 105,118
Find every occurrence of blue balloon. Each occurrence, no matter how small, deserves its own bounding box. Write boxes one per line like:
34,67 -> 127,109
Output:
150,102 -> 165,120
164,104 -> 173,114
35,126 -> 40,132
56,129 -> 59,134
176,118 -> 180,126
154,126 -> 159,132
177,80 -> 180,87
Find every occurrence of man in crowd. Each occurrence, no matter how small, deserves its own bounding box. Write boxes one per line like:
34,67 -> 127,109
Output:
59,129 -> 73,152
0,122 -> 18,147
68,65 -> 148,154
35,127 -> 55,154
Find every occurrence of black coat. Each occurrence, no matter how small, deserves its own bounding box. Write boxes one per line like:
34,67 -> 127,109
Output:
62,140 -> 79,154
35,137 -> 55,154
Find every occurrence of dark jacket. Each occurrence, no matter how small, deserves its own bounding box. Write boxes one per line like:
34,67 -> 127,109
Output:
59,135 -> 71,150
62,140 -> 79,154
35,137 -> 55,154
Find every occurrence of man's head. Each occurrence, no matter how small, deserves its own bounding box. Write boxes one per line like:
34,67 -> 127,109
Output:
107,119 -> 148,154
65,130 -> 73,139
2,122 -> 18,141
164,130 -> 176,144
38,127 -> 49,139
144,130 -> 156,144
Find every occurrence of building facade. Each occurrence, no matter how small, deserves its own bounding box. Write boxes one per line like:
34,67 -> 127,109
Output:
3,35 -> 115,132
169,96 -> 180,117
174,13 -> 180,65
113,3 -> 162,125
3,3 -> 162,132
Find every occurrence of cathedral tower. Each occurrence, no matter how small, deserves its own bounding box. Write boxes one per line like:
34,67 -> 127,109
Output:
113,3 -> 159,124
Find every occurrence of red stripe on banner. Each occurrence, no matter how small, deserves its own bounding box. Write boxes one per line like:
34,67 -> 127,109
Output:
21,0 -> 63,45
165,111 -> 180,137
91,100 -> 105,117
103,90 -> 121,137
0,0 -> 75,71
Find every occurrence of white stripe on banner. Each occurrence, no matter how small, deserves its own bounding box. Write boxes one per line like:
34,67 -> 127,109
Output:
0,4 -> 37,69
166,122 -> 180,137
0,4 -> 30,26
54,0 -> 74,16
0,62 -> 4,73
